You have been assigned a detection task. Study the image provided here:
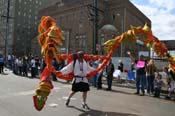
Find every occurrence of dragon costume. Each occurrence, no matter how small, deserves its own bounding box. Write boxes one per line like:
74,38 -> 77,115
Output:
33,16 -> 175,111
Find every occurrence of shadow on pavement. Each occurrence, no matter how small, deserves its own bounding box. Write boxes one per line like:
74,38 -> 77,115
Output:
67,106 -> 140,116
109,89 -> 134,95
66,106 -> 87,113
79,109 -> 140,116
97,88 -> 133,95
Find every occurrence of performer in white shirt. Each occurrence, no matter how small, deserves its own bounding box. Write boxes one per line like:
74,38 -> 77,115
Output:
60,51 -> 94,109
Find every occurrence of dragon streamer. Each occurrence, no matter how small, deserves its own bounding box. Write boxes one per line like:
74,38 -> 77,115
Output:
33,16 -> 175,111
103,23 -> 175,72
33,16 -> 64,111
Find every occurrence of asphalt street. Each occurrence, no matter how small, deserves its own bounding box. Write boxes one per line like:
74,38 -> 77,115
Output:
0,69 -> 174,116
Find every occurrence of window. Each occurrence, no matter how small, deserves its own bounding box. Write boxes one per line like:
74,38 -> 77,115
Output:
35,11 -> 38,15
18,11 -> 21,15
34,16 -> 37,20
28,14 -> 31,18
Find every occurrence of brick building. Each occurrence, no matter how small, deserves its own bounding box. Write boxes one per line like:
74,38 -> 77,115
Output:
35,0 -> 151,57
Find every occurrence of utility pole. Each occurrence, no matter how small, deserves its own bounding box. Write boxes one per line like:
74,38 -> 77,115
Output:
93,0 -> 98,55
87,0 -> 104,54
1,0 -> 12,59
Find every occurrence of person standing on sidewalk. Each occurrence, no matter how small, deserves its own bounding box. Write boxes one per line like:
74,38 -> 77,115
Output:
30,56 -> 36,78
22,56 -> 28,77
146,58 -> 157,94
166,70 -> 175,99
51,58 -> 59,81
97,59 -> 104,90
106,59 -> 115,91
127,51 -> 146,96
118,60 -> 123,73
0,54 -> 4,74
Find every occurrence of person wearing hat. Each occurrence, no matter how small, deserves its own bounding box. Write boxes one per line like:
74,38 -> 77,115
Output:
59,51 -> 94,109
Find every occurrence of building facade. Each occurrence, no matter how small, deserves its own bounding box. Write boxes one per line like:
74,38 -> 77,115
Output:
0,0 -> 62,56
1,0 -> 152,57
0,0 -> 15,56
36,0 -> 151,57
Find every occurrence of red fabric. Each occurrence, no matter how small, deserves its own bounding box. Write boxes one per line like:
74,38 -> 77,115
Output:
40,67 -> 51,81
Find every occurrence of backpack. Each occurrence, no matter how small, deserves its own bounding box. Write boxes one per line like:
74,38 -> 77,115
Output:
72,53 -> 78,68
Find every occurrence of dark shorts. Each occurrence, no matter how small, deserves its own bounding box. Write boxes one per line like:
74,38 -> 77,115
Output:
72,81 -> 90,92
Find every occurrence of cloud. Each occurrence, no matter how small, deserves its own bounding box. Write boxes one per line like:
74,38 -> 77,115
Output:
131,0 -> 175,40
149,0 -> 175,11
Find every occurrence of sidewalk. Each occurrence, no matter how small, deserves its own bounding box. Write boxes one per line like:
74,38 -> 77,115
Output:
4,68 -> 173,99
102,77 -> 170,94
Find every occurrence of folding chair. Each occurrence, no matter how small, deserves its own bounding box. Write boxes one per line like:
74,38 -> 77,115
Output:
127,71 -> 135,81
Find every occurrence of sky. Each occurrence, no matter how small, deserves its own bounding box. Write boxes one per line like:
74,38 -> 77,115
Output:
130,0 -> 175,40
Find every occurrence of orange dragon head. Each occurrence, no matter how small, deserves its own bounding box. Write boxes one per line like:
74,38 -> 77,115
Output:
37,16 -> 64,59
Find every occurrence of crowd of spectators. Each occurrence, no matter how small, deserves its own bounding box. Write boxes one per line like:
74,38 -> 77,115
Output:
5,54 -> 42,78
0,53 -> 174,101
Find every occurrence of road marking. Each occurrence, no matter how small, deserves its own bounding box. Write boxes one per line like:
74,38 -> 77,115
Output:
48,103 -> 58,107
62,85 -> 71,88
62,96 -> 76,100
54,87 -> 61,90
18,90 -> 35,95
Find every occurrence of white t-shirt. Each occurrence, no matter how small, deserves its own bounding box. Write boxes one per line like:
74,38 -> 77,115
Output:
31,59 -> 36,67
60,59 -> 94,83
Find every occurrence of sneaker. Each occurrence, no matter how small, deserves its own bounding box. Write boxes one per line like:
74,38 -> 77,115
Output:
140,93 -> 145,96
65,99 -> 70,106
147,91 -> 150,95
82,103 -> 90,110
165,96 -> 171,100
106,88 -> 112,91
134,92 -> 139,95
